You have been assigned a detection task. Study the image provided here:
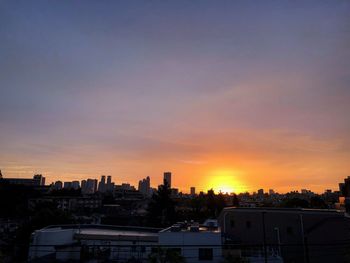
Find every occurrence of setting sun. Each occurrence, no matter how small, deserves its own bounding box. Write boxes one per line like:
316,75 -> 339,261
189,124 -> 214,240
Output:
206,169 -> 245,194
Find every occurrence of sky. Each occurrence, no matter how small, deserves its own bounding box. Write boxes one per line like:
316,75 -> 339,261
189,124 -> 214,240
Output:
0,1 -> 350,193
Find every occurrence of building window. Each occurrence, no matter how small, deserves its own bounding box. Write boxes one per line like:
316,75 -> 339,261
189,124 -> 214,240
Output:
199,248 -> 213,261
246,221 -> 251,228
230,219 -> 235,228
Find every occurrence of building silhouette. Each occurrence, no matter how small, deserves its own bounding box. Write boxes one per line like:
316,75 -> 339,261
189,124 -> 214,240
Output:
138,176 -> 151,196
163,172 -> 172,188
190,187 -> 196,196
98,175 -> 106,192
54,181 -> 63,190
2,174 -> 46,186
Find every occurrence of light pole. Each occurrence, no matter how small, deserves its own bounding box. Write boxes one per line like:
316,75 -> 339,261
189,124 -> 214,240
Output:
274,227 -> 281,256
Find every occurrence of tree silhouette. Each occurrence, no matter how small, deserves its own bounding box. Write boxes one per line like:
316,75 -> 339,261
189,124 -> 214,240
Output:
147,181 -> 176,227
148,247 -> 185,263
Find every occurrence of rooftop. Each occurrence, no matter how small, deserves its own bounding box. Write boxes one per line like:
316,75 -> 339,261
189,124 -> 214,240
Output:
40,224 -> 160,241
161,221 -> 220,233
221,206 -> 344,214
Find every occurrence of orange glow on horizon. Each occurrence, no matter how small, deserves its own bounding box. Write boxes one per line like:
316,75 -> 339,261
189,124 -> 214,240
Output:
205,169 -> 246,194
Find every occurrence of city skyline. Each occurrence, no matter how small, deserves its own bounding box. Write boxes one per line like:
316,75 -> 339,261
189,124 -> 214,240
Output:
1,1 -> 350,193
0,169 -> 342,195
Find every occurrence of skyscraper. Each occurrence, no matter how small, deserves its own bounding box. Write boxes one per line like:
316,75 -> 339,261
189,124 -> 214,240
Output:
84,179 -> 97,194
98,175 -> 106,192
72,181 -> 80,190
106,175 -> 113,191
163,172 -> 172,188
138,176 -> 151,196
81,180 -> 87,192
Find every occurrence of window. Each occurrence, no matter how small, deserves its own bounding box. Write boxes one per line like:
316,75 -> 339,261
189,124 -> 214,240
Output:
199,248 -> 213,261
246,221 -> 251,228
230,219 -> 235,228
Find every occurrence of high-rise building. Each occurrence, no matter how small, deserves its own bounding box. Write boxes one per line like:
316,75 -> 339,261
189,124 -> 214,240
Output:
138,176 -> 151,196
98,175 -> 106,192
72,181 -> 80,190
106,175 -> 114,191
82,179 -> 97,194
81,180 -> 87,191
93,179 -> 98,192
268,189 -> 275,195
190,187 -> 196,196
163,172 -> 172,188
339,177 -> 350,197
64,182 -> 73,189
257,189 -> 264,196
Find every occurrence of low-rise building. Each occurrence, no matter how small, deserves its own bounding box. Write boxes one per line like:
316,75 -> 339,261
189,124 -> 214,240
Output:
159,220 -> 222,263
218,207 -> 350,263
28,225 -> 160,262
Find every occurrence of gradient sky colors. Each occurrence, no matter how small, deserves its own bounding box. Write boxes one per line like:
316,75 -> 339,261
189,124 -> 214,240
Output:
1,1 -> 350,193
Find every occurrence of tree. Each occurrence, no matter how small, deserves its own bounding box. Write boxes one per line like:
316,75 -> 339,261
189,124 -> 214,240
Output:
310,196 -> 327,209
232,194 -> 239,207
148,247 -> 185,263
147,182 -> 177,227
281,198 -> 309,208
222,253 -> 250,263
205,190 -> 227,218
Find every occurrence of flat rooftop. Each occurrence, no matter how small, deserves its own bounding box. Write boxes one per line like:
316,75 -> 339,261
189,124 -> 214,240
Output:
41,224 -> 160,241
221,207 -> 344,214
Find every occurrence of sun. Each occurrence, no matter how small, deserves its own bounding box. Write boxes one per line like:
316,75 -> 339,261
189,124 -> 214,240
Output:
206,169 -> 243,194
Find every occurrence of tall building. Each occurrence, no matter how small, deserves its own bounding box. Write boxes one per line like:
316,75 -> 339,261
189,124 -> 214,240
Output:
72,181 -> 80,190
163,172 -> 172,188
93,179 -> 98,192
190,187 -> 196,196
138,176 -> 151,196
106,175 -> 114,191
98,175 -> 106,192
81,180 -> 87,191
339,176 -> 350,197
268,189 -> 275,195
64,182 -> 73,189
82,179 -> 96,194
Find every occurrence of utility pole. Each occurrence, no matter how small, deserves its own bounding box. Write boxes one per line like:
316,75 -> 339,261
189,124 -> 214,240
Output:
262,211 -> 268,263
300,213 -> 309,263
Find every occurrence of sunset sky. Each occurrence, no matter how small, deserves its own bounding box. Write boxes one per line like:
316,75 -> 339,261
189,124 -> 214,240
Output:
1,1 -> 349,193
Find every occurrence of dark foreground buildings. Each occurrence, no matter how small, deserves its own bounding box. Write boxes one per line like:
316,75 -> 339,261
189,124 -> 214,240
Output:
218,207 -> 350,263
